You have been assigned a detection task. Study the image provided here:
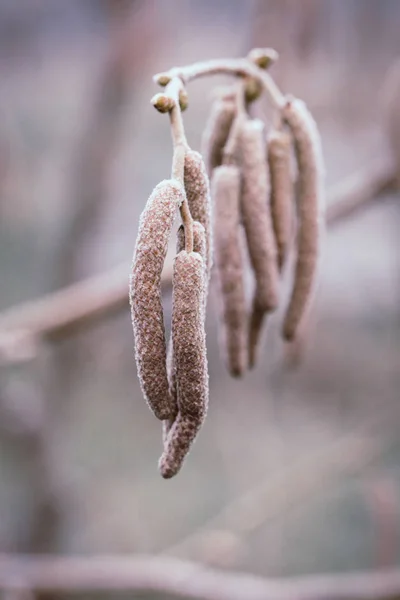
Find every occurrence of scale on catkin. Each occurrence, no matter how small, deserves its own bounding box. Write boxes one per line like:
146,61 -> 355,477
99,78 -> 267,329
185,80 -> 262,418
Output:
212,164 -> 247,377
130,50 -> 325,478
160,250 -> 208,479
281,97 -> 324,342
130,179 -> 184,421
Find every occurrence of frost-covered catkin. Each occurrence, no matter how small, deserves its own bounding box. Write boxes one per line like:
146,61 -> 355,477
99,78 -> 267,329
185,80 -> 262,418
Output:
268,129 -> 293,271
159,250 -> 208,479
239,118 -> 279,311
202,97 -> 236,176
184,150 -> 213,277
130,179 -> 185,420
164,222 -> 206,443
239,118 -> 279,368
212,165 -> 247,377
282,97 -> 324,342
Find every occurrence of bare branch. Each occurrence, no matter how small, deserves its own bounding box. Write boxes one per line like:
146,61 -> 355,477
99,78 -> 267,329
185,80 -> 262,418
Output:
0,554 -> 400,600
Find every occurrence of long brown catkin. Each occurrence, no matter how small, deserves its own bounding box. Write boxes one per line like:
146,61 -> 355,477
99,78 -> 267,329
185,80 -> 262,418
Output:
268,129 -> 293,271
164,222 -> 206,443
202,97 -> 236,176
281,97 -> 324,342
184,150 -> 213,277
239,118 -> 279,368
212,165 -> 247,377
159,250 -> 208,479
130,179 -> 185,420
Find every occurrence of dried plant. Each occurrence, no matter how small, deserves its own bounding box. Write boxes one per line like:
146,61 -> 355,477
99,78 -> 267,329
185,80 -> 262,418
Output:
281,97 -> 324,342
212,165 -> 247,377
268,129 -> 294,271
238,117 -> 280,367
130,179 -> 185,420
159,249 -> 208,479
129,48 -> 324,476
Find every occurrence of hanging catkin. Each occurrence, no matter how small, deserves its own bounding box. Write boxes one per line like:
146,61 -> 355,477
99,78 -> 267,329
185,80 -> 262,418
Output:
238,118 -> 279,368
130,179 -> 185,420
239,118 -> 279,311
268,129 -> 293,271
281,97 -> 324,342
184,149 -> 213,277
202,97 -> 236,176
159,249 -> 208,478
212,164 -> 247,377
164,221 -> 206,442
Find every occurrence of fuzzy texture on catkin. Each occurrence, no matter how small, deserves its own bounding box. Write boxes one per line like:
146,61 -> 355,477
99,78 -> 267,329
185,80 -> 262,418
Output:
202,97 -> 236,176
281,97 -> 324,342
159,250 -> 208,479
130,179 -> 185,420
184,150 -> 213,277
268,129 -> 294,271
212,165 -> 247,377
238,118 -> 280,368
164,222 -> 206,443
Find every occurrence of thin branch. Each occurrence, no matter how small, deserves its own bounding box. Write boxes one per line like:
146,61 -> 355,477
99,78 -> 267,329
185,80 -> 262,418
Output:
154,58 -> 285,109
1,554 -> 400,600
0,160 -> 396,359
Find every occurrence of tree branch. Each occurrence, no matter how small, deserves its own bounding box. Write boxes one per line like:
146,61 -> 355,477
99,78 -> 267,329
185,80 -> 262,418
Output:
0,554 -> 400,600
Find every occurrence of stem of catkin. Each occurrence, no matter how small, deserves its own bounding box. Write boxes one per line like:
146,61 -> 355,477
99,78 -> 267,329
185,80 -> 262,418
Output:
281,97 -> 324,342
212,165 -> 247,377
268,129 -> 294,271
130,179 -> 185,420
160,249 -> 208,479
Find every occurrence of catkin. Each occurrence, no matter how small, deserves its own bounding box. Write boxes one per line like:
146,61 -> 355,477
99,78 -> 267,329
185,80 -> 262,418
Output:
239,118 -> 279,311
130,179 -> 185,420
383,58 -> 400,182
184,150 -> 213,277
202,97 -> 236,176
239,118 -> 279,368
159,250 -> 208,478
164,222 -> 206,443
281,97 -> 324,342
268,129 -> 293,271
212,165 -> 247,377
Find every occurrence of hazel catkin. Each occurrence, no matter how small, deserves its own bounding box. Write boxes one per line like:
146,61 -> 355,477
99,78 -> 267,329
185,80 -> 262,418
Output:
184,150 -> 213,277
202,97 -> 236,176
281,97 -> 324,342
212,165 -> 247,377
130,179 -> 185,421
164,221 -> 207,442
268,129 -> 293,271
239,118 -> 279,368
159,249 -> 208,479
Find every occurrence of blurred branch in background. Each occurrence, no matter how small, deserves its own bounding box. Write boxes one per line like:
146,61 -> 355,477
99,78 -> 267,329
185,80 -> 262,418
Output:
1,554 -> 400,600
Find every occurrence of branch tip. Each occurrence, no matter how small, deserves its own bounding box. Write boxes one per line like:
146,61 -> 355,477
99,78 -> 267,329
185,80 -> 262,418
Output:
151,93 -> 175,113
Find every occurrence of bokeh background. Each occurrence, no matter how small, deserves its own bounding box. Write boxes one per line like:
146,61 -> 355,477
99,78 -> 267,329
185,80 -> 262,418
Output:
1,0 -> 400,596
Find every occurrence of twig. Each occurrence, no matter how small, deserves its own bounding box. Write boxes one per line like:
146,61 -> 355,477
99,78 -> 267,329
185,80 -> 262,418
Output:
0,160 -> 396,359
1,554 -> 400,600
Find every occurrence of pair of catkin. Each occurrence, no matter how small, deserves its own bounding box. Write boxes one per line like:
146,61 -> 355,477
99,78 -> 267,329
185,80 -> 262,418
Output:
130,150 -> 211,479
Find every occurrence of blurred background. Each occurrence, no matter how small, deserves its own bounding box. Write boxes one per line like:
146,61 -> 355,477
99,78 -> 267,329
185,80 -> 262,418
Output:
1,0 -> 400,596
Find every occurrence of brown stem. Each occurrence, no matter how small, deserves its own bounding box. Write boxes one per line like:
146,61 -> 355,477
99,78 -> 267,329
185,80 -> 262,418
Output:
154,58 -> 285,109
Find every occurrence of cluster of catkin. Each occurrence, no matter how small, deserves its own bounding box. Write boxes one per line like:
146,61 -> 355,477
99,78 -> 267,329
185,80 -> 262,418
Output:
130,148 -> 211,479
130,52 -> 324,478
203,89 -> 324,376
